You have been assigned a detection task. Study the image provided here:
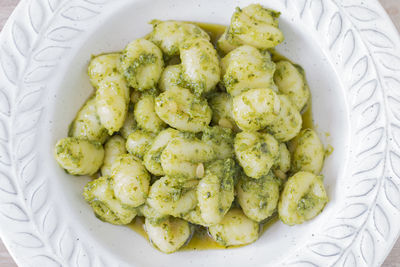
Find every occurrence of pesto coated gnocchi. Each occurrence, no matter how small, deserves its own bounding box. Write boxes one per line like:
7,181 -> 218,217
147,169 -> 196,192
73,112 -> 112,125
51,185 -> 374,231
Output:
54,4 -> 331,254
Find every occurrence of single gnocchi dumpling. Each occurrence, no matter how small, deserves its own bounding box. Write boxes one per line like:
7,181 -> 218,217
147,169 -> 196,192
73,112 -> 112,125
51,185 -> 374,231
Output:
119,105 -> 137,139
197,159 -> 235,225
236,174 -> 279,222
134,94 -> 166,134
225,4 -> 284,50
278,171 -> 328,225
143,128 -> 180,176
147,20 -> 210,57
180,38 -> 220,95
159,64 -> 182,91
272,143 -> 291,180
208,208 -> 259,246
119,38 -> 164,90
126,130 -> 155,159
54,137 -> 104,175
161,135 -> 215,179
111,154 -> 151,208
274,61 -> 310,111
68,96 -> 109,144
88,53 -> 120,88
202,126 -> 234,160
83,176 -> 137,225
221,45 -> 275,96
145,216 -> 192,253
232,88 -> 280,131
291,128 -> 325,174
155,86 -> 212,132
96,73 -> 130,134
265,94 -> 302,142
234,131 -> 279,179
147,176 -> 198,216
101,135 -> 127,177
209,92 -> 239,131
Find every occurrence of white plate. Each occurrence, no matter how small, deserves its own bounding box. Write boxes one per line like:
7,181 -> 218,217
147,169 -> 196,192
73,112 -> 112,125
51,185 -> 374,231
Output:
0,0 -> 399,266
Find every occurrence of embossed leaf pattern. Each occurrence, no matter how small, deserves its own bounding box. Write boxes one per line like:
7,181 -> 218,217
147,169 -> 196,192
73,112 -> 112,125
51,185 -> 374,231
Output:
384,177 -> 400,210
344,5 -> 379,22
325,225 -> 357,240
328,12 -> 342,48
361,29 -> 394,49
287,0 -> 400,266
0,171 -> 16,195
373,204 -> 390,238
376,51 -> 400,71
0,120 -> 8,142
29,0 -> 46,33
13,232 -> 44,248
47,26 -> 83,42
0,89 -> 11,116
360,230 -> 375,265
0,0 -> 105,266
12,22 -> 31,56
309,242 -> 342,257
61,6 -> 99,21
0,46 -> 19,84
341,30 -> 355,65
352,79 -> 377,109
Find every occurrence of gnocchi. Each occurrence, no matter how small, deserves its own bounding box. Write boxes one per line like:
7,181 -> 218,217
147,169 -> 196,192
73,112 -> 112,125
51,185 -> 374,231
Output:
155,86 -> 212,132
209,92 -> 239,131
119,38 -> 164,91
55,3 -> 331,254
145,216 -> 192,253
265,94 -> 302,142
68,96 -> 109,144
208,208 -> 259,246
291,128 -> 325,174
278,172 -> 328,225
54,137 -> 104,175
158,64 -> 182,91
197,159 -> 235,224
221,45 -> 275,96
111,154 -> 151,208
232,88 -> 280,131
101,135 -> 127,177
83,176 -> 137,225
126,130 -> 155,159
237,174 -> 280,222
88,53 -> 120,88
147,176 -> 198,217
274,61 -> 310,111
143,128 -> 180,176
161,135 -> 215,179
134,94 -> 166,134
96,73 -> 130,134
234,131 -> 279,179
219,4 -> 284,52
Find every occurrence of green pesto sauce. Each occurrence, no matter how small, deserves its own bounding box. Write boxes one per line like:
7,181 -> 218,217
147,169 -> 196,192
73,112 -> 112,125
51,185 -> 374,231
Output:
125,22 -> 331,252
128,215 -> 277,251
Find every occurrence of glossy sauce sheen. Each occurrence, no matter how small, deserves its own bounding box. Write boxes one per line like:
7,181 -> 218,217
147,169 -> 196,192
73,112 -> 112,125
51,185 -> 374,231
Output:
127,22 -> 315,251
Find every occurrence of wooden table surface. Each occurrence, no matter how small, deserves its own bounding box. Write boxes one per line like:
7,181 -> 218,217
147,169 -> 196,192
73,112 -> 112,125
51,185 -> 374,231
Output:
0,0 -> 399,266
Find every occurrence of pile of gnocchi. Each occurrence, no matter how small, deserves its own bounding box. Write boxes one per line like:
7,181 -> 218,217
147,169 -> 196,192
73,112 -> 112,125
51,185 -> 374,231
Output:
54,4 -> 329,254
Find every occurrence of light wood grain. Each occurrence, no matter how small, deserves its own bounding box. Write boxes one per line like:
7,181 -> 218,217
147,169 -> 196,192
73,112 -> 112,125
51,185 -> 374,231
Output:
0,0 -> 399,266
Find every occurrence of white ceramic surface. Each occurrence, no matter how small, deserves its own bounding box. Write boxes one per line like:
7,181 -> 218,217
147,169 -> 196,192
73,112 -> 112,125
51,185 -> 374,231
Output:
0,0 -> 399,266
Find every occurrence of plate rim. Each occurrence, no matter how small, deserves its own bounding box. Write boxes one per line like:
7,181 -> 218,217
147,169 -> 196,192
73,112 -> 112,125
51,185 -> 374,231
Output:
0,0 -> 399,266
